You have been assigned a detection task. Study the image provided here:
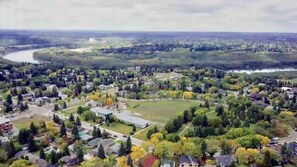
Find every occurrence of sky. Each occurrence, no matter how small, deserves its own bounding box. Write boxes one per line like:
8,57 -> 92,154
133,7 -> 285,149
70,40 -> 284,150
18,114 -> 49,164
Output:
1,0 -> 297,32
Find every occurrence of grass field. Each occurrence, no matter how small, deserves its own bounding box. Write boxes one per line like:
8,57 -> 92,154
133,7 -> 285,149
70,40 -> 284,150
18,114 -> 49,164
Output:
61,105 -> 80,116
133,124 -> 164,141
101,123 -> 141,135
13,115 -> 51,129
127,100 -> 200,123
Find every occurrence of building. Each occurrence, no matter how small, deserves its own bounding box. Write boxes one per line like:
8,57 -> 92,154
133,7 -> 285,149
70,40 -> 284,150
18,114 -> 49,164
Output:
161,159 -> 175,167
90,107 -> 113,118
84,150 -> 97,160
115,113 -> 151,128
85,100 -> 98,108
35,96 -> 51,106
179,155 -> 198,167
108,143 -> 121,154
289,142 -> 297,158
22,91 -> 35,101
215,155 -> 234,167
0,116 -> 13,134
99,139 -> 114,151
87,138 -> 102,148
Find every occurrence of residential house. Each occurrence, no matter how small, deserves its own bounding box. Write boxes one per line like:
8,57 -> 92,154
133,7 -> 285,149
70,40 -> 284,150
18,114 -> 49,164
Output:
67,157 -> 78,166
85,100 -> 98,108
35,96 -> 51,106
108,143 -> 121,154
215,155 -> 234,167
58,92 -> 68,100
99,139 -> 114,151
84,150 -> 97,160
289,142 -> 297,158
60,156 -> 72,164
22,91 -> 35,101
161,159 -> 175,167
90,107 -> 113,118
87,138 -> 102,148
0,116 -> 13,134
179,155 -> 198,167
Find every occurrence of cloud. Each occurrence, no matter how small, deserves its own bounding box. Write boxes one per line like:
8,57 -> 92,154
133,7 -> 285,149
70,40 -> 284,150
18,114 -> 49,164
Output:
0,0 -> 296,32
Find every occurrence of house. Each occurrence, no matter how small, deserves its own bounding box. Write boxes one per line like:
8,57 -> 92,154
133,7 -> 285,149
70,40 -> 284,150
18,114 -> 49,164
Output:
90,107 -> 113,118
108,143 -> 121,154
179,155 -> 198,167
250,93 -> 262,101
215,155 -> 234,167
35,96 -> 51,106
22,92 -> 35,101
58,92 -> 68,100
87,138 -> 102,148
281,87 -> 292,92
84,150 -> 97,160
99,139 -> 114,151
292,88 -> 297,94
85,100 -> 98,107
161,159 -> 175,167
0,116 -> 13,134
114,113 -> 151,128
60,155 -> 72,164
67,157 -> 78,166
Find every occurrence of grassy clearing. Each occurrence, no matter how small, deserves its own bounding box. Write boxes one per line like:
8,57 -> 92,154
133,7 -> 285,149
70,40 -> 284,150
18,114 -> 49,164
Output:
133,124 -> 164,141
13,115 -> 51,129
127,100 -> 199,123
101,123 -> 141,135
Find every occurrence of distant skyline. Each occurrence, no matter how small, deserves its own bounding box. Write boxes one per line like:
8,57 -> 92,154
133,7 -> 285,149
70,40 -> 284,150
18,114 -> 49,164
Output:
1,0 -> 297,33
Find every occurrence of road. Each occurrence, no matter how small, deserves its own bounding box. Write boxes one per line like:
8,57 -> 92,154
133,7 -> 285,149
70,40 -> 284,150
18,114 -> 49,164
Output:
7,103 -> 144,146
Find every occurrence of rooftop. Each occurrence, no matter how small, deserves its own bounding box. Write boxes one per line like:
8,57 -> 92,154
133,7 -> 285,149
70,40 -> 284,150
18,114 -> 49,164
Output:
91,107 -> 114,115
114,113 -> 150,126
0,116 -> 10,124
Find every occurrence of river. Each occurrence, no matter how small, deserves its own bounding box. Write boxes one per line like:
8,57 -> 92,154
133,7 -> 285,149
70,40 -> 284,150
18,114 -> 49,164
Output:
3,49 -> 41,64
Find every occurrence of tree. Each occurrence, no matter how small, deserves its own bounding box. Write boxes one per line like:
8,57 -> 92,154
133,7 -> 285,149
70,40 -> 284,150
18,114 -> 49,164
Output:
125,136 -> 132,154
28,135 -> 37,152
118,142 -> 125,157
147,126 -> 158,139
62,144 -> 70,156
3,141 -> 16,158
127,155 -> 134,167
80,157 -> 105,167
201,140 -> 207,160
263,151 -> 272,167
132,124 -> 136,132
30,122 -> 38,135
202,115 -> 208,127
77,106 -> 84,115
69,114 -> 75,122
62,101 -> 67,109
76,117 -> 81,126
6,94 -> 12,105
49,150 -> 57,164
9,159 -> 37,167
54,103 -> 59,111
60,122 -> 67,137
0,148 -> 8,163
97,144 -> 106,159
39,147 -> 46,159
216,105 -> 224,116
76,147 -> 84,163
72,126 -> 80,140
130,146 -> 146,162
18,129 -> 30,144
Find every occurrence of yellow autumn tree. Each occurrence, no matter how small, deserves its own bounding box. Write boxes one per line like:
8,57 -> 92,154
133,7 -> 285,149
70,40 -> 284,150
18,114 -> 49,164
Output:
235,147 -> 249,165
131,146 -> 146,162
88,92 -> 100,101
149,133 -> 164,146
9,159 -> 37,167
183,91 -> 193,99
246,148 -> 260,163
117,156 -> 129,167
105,97 -> 113,106
255,134 -> 270,145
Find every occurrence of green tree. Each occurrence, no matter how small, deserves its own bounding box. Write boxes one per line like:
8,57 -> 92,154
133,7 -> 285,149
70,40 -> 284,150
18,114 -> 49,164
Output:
125,136 -> 132,154
118,142 -> 125,157
127,155 -> 134,167
28,135 -> 37,152
69,114 -> 75,122
77,106 -> 84,115
62,144 -> 70,156
30,122 -> 38,135
76,117 -> 81,126
76,147 -> 84,163
0,148 -> 8,163
60,122 -> 67,137
201,140 -> 207,160
54,103 -> 59,111
72,126 -> 80,140
263,151 -> 272,167
97,144 -> 106,159
132,124 -> 136,132
39,147 -> 46,159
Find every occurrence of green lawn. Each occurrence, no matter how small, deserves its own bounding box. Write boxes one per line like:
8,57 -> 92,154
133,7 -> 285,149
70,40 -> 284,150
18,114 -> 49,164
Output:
101,123 -> 141,135
133,124 -> 164,141
127,100 -> 200,123
61,105 -> 80,116
13,115 -> 51,129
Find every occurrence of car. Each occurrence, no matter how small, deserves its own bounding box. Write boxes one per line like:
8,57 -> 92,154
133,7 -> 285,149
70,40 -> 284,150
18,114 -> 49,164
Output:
113,135 -> 117,138
123,135 -> 127,138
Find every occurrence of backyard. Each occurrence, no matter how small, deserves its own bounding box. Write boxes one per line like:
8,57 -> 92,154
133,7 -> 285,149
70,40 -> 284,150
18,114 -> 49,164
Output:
127,100 -> 200,123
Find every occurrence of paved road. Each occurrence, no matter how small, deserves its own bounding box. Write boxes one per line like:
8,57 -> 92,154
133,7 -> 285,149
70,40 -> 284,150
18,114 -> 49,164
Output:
8,103 -> 144,146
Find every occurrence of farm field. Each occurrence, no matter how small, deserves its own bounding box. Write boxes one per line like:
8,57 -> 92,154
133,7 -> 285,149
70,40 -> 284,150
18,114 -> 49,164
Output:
127,100 -> 199,123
